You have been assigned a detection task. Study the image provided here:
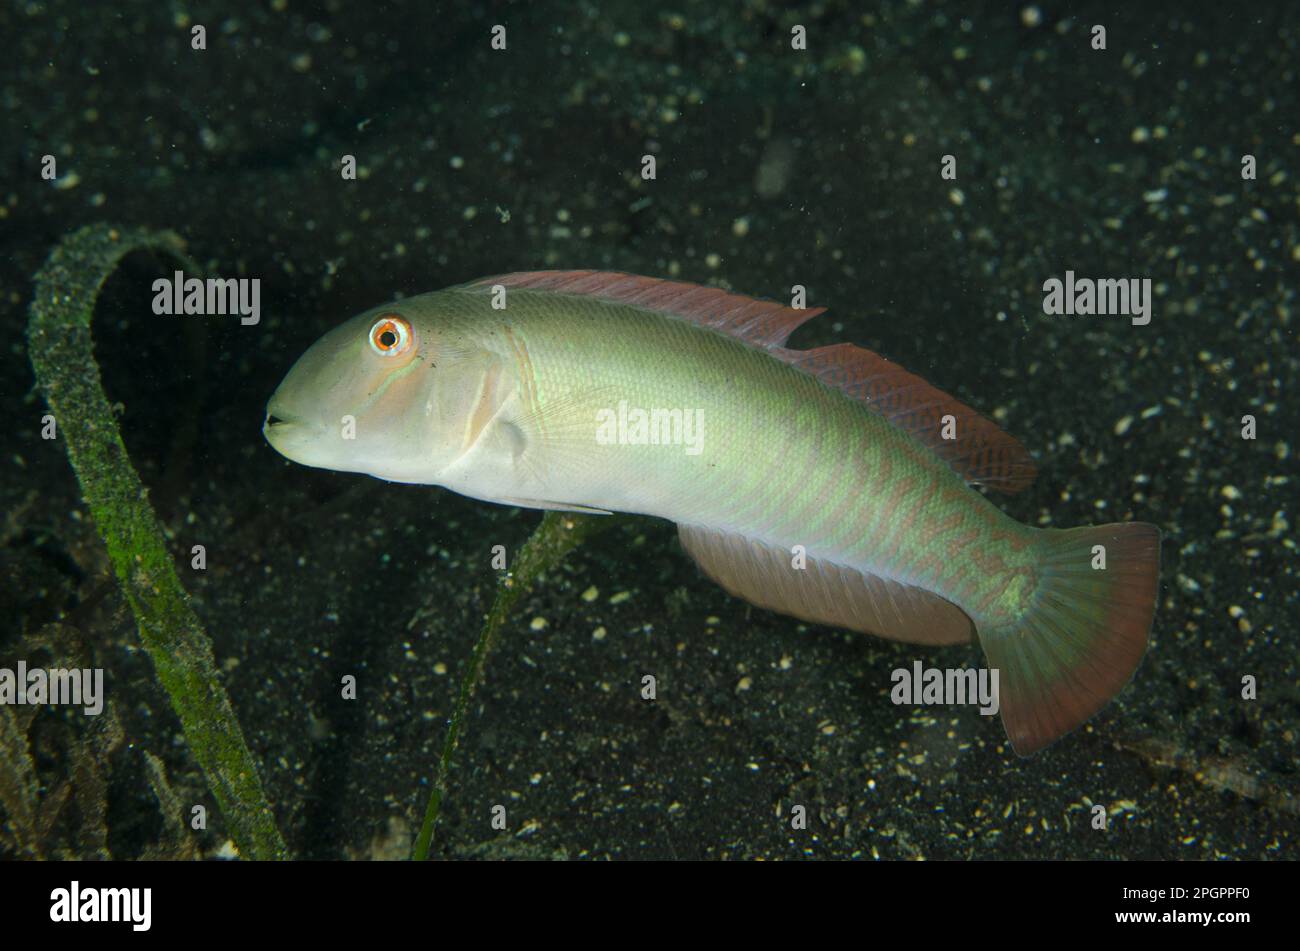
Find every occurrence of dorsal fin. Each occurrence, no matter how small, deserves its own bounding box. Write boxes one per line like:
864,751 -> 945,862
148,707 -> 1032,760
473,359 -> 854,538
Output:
782,345 -> 1037,494
469,270 -> 824,348
679,524 -> 974,645
467,270 -> 1036,494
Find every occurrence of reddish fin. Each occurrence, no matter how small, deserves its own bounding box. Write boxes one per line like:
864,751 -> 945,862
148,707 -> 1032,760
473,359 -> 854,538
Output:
979,522 -> 1160,754
468,270 -> 1035,493
469,270 -> 824,348
679,524 -> 974,645
784,345 -> 1037,494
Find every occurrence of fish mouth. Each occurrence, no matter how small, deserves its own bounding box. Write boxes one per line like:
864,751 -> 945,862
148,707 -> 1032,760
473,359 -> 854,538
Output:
263,405 -> 317,457
263,408 -> 299,438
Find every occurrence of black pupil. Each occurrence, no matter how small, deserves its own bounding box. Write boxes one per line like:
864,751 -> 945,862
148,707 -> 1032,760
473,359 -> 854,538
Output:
379,330 -> 397,348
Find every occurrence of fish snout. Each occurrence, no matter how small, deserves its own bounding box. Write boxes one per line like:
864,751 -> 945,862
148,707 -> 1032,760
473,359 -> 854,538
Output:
263,403 -> 299,438
263,402 -> 325,463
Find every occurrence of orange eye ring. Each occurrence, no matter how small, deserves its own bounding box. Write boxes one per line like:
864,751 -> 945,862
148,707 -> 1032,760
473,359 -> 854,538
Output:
368,314 -> 413,357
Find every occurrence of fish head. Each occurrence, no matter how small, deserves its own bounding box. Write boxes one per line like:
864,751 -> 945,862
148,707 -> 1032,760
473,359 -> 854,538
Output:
264,302 -> 507,484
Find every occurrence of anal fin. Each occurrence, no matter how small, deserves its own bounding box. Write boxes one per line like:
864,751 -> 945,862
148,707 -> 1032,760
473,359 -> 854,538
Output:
678,524 -> 973,645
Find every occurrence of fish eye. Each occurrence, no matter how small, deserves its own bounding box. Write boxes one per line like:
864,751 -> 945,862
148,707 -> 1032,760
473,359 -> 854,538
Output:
368,314 -> 413,357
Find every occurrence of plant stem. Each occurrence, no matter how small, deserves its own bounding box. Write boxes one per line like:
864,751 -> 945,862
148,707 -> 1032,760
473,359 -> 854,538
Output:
26,224 -> 288,860
412,511 -> 604,860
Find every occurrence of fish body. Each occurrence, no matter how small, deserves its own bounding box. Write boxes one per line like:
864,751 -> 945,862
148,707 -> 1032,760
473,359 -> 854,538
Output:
266,271 -> 1160,754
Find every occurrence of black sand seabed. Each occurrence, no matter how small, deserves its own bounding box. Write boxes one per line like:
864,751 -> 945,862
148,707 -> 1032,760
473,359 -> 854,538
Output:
0,2 -> 1295,859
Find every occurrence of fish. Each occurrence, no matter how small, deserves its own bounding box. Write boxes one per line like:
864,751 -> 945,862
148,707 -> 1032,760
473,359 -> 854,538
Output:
264,270 -> 1160,754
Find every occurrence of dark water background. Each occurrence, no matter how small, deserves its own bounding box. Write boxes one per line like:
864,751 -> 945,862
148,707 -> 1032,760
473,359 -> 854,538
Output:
1,1 -> 1295,859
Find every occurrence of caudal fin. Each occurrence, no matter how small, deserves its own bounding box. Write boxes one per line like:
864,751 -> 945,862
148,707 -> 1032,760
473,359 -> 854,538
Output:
978,522 -> 1160,755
